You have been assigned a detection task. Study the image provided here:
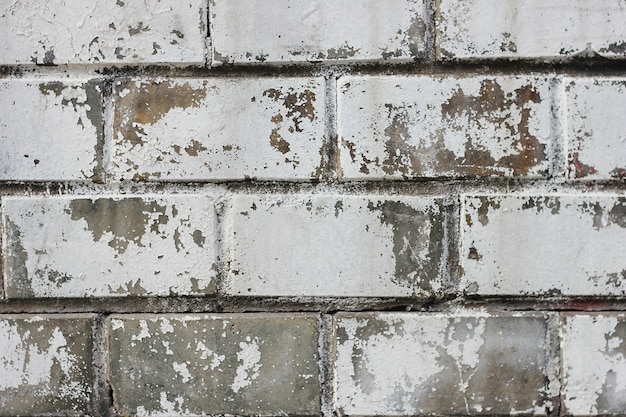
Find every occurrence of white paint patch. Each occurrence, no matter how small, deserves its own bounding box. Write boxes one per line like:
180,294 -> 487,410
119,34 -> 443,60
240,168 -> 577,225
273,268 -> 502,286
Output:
132,320 -> 151,341
172,362 -> 192,383
232,337 -> 262,393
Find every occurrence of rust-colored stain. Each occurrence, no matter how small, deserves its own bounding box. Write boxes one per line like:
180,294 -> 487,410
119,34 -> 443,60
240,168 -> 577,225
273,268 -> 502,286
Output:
441,79 -> 545,176
114,80 -> 207,148
184,139 -> 207,157
568,151 -> 598,178
368,79 -> 547,178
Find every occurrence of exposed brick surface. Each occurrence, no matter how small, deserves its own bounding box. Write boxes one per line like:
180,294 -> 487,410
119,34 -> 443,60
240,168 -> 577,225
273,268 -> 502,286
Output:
2,194 -> 217,298
224,195 -> 446,297
439,0 -> 626,60
108,314 -> 320,416
564,78 -> 626,181
334,312 -> 556,415
210,0 -> 429,64
0,315 -> 93,416
461,195 -> 626,296
561,313 -> 626,416
338,75 -> 553,180
0,79 -> 103,181
111,77 -> 326,181
0,0 -> 207,65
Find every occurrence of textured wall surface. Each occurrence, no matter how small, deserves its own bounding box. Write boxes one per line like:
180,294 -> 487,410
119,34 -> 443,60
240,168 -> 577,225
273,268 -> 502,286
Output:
0,1 -> 625,416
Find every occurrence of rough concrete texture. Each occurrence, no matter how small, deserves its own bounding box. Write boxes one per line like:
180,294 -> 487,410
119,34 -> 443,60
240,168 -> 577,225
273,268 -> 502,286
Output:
108,314 -> 320,416
561,313 -> 626,416
0,315 -> 93,416
439,0 -> 626,60
210,0 -> 429,64
334,312 -> 556,415
462,195 -> 626,296
225,194 -> 446,297
0,0 -> 206,65
112,77 -> 326,181
564,78 -> 626,181
0,79 -> 103,181
338,75 -> 553,180
2,194 -> 217,298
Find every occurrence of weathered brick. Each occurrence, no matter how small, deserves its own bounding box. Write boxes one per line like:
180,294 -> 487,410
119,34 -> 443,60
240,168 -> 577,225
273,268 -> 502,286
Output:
210,0 -> 429,64
108,314 -> 320,416
561,313 -> 626,415
0,315 -> 93,416
338,75 -> 553,180
0,0 -> 206,65
112,77 -> 326,181
461,195 -> 626,296
334,312 -> 556,415
225,195 -> 445,297
0,79 -> 103,181
439,0 -> 626,60
2,194 -> 217,298
564,78 -> 626,181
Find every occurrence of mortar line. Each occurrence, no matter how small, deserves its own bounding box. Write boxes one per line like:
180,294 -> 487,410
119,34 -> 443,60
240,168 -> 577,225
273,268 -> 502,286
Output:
318,313 -> 335,417
324,72 -> 339,181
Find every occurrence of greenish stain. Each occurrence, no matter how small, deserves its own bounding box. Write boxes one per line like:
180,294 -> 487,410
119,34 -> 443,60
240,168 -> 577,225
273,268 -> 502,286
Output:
68,198 -> 169,254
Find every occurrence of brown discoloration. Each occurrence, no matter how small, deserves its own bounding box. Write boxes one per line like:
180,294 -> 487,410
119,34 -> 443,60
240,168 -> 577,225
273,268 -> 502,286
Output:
269,129 -> 291,154
468,246 -> 482,260
610,167 -> 626,180
184,139 -> 207,157
114,80 -> 207,148
367,200 -> 444,291
263,87 -> 316,133
192,230 -> 205,247
68,198 -> 169,254
441,80 -> 546,176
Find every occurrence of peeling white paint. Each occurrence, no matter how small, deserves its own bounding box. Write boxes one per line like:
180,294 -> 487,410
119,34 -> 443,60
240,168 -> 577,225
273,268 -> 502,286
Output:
232,338 -> 262,393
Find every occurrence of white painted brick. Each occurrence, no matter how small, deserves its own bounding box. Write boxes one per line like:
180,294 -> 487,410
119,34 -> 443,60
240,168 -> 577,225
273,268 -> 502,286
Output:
461,195 -> 626,296
338,75 -> 553,180
439,0 -> 626,60
225,195 -> 445,297
0,79 -> 103,181
0,0 -> 206,65
334,312 -> 556,415
210,0 -> 429,64
112,77 -> 326,181
0,315 -> 93,416
2,194 -> 217,298
565,78 -> 626,180
108,314 -> 320,416
561,313 -> 626,415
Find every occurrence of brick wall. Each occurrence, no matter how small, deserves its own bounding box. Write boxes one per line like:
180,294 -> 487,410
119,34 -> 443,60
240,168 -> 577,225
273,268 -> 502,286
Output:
1,1 -> 625,416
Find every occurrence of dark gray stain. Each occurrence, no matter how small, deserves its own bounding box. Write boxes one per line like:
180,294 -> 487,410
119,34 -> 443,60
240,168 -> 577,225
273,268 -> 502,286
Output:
128,22 -> 150,36
68,198 -> 169,254
42,49 -> 55,65
110,279 -> 148,296
4,219 -> 33,298
325,44 -> 359,59
38,80 -> 104,181
474,197 -> 501,226
367,200 -> 444,291
521,196 -> 561,215
35,266 -> 73,288
192,230 -> 206,247
608,198 -> 626,228
334,200 -> 344,218
598,41 -> 626,55
610,167 -> 626,180
596,317 -> 626,413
